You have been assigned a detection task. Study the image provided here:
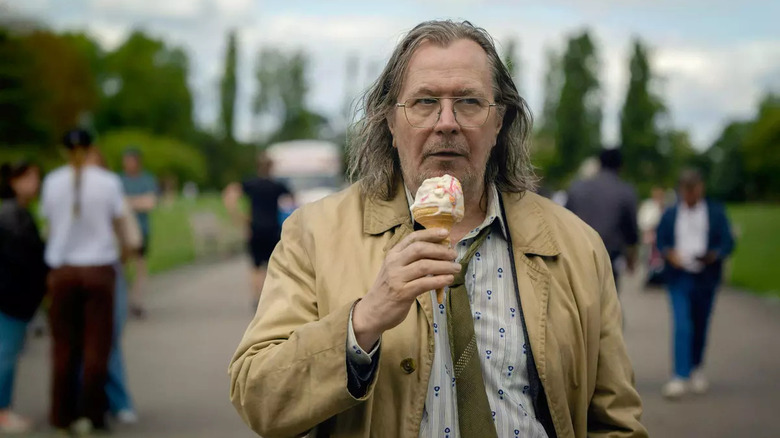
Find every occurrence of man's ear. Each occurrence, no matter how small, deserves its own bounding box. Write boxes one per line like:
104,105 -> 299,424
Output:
387,115 -> 397,148
494,106 -> 504,137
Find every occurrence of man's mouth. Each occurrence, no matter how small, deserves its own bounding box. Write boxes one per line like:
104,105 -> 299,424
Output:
427,151 -> 464,158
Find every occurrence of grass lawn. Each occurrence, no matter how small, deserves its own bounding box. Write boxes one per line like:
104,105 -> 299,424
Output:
727,204 -> 780,296
146,194 -> 239,274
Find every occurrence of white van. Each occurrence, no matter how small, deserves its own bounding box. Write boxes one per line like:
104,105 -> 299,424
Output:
265,140 -> 344,206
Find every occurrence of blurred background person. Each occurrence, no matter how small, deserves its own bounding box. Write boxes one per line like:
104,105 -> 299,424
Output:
119,148 -> 158,319
222,153 -> 292,310
0,161 -> 47,434
639,186 -> 668,288
87,151 -> 141,426
41,129 -> 130,434
656,169 -> 735,399
566,148 -> 639,291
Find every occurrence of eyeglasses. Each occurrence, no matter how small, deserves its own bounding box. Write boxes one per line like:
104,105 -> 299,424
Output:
395,97 -> 498,128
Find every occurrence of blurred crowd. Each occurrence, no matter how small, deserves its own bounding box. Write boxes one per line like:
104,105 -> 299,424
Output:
552,148 -> 734,400
0,129 -> 736,435
0,128 -> 299,435
0,129 -> 157,435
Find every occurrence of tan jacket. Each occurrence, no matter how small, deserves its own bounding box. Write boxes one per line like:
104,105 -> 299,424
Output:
230,183 -> 648,438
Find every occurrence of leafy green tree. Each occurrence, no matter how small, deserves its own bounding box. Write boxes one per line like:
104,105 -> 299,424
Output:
742,94 -> 780,200
706,122 -> 749,201
99,129 -> 207,186
502,38 -> 522,94
220,30 -> 237,145
552,31 -> 602,183
253,48 -> 327,142
96,31 -> 194,140
620,39 -> 665,190
0,28 -> 99,151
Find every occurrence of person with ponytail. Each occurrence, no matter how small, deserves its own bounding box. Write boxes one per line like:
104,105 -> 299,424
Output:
0,161 -> 47,433
40,129 -> 130,434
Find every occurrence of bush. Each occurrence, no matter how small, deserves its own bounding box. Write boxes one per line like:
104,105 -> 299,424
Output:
98,129 -> 207,187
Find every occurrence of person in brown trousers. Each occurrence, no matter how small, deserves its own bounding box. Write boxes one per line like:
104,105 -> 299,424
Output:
40,129 -> 129,435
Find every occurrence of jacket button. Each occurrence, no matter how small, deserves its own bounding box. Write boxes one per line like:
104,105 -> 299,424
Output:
400,358 -> 416,374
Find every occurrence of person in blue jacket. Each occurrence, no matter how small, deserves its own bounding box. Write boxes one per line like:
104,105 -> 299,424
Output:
656,169 -> 735,399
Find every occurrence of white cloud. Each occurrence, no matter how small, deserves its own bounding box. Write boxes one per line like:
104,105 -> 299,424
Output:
86,21 -> 129,50
89,0 -> 206,19
654,40 -> 780,145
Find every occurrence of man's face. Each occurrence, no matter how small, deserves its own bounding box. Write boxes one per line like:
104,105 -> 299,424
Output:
388,39 -> 502,195
123,155 -> 141,174
680,182 -> 704,207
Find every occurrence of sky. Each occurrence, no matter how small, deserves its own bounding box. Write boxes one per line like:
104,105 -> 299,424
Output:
4,0 -> 779,149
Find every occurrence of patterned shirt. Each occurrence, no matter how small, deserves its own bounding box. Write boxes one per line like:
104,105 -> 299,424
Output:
348,185 -> 548,438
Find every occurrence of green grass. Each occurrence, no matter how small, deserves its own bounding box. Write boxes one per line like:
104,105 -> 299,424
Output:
146,194 -> 237,274
727,204 -> 780,296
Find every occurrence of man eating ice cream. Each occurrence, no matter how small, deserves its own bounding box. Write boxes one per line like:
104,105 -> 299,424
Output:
230,20 -> 647,438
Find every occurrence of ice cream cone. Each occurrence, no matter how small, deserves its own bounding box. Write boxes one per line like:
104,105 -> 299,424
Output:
412,210 -> 455,304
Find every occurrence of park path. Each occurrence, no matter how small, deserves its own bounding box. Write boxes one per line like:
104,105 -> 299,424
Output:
14,257 -> 780,437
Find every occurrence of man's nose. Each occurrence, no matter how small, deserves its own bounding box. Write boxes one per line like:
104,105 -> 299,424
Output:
434,100 -> 460,134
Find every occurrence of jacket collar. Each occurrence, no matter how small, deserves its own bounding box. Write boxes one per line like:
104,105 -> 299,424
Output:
363,180 -> 562,257
500,192 -> 561,257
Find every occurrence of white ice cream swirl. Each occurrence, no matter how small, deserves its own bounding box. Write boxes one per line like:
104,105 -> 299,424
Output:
410,174 -> 465,220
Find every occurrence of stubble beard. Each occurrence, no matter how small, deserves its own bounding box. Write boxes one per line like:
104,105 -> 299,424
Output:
400,141 -> 484,199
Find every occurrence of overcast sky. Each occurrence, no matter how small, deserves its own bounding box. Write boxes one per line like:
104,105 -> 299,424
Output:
5,0 -> 779,149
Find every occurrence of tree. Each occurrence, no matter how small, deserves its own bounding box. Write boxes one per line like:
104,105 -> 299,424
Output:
620,39 -> 665,191
253,48 -> 327,142
96,31 -> 194,140
0,28 -> 98,146
538,47 -> 562,138
742,94 -> 780,200
220,30 -> 238,144
502,38 -> 521,93
706,122 -> 749,201
552,31 -> 602,183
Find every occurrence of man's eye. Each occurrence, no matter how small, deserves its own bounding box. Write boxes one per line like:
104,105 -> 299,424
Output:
459,98 -> 482,106
414,98 -> 439,106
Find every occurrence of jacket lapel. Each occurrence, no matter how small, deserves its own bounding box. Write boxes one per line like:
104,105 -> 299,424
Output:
363,183 -> 434,326
500,192 -> 562,401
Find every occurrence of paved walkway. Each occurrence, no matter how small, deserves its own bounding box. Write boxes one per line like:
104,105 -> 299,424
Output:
14,258 -> 780,437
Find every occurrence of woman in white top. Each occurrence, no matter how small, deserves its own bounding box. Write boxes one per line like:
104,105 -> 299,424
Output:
40,129 -> 129,434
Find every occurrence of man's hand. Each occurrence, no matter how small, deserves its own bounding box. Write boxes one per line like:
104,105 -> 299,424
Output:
352,228 -> 461,351
120,246 -> 134,264
697,251 -> 719,265
666,250 -> 683,269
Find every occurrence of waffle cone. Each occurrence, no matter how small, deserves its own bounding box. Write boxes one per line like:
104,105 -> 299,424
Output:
412,210 -> 456,231
411,209 -> 457,305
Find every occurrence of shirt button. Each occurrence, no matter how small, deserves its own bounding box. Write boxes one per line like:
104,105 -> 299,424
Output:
400,358 -> 416,374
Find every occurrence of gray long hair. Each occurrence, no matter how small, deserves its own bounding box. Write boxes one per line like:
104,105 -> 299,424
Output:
347,20 -> 536,200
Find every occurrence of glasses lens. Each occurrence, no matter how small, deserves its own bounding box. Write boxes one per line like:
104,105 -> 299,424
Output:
404,98 -> 440,128
454,98 -> 490,127
402,97 -> 492,128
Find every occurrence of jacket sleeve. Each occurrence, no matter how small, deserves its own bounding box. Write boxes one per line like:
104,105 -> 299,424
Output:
587,240 -> 649,438
655,208 -> 674,255
229,209 -> 378,438
712,202 -> 735,259
621,188 -> 639,247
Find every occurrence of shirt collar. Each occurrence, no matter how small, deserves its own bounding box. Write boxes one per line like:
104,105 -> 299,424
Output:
679,200 -> 705,213
404,182 -> 508,241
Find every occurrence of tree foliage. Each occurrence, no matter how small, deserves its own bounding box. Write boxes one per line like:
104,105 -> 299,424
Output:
96,31 -> 194,140
220,30 -> 237,145
620,39 -> 665,191
550,31 -> 602,183
254,48 -> 327,142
